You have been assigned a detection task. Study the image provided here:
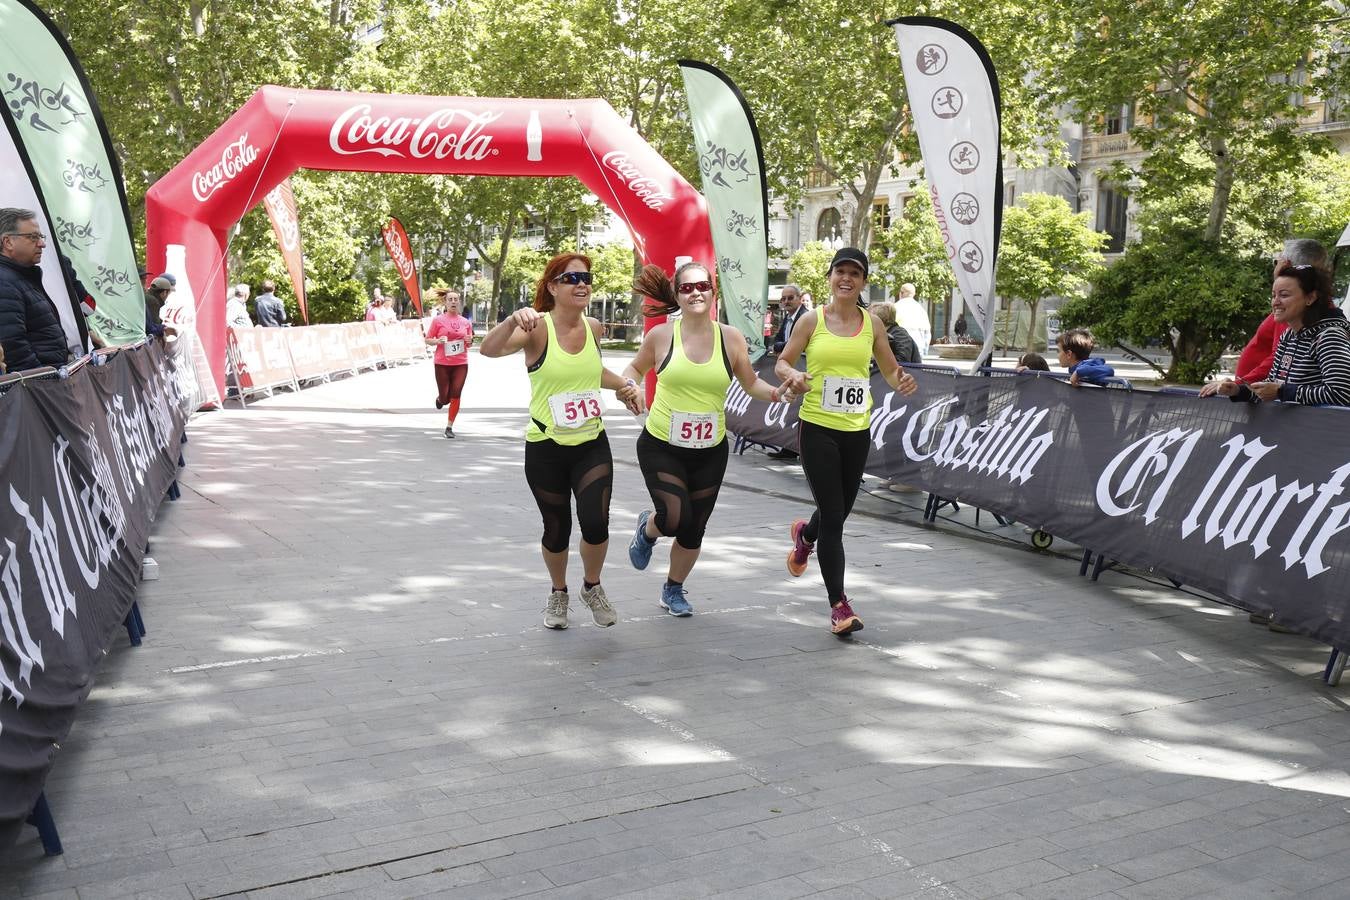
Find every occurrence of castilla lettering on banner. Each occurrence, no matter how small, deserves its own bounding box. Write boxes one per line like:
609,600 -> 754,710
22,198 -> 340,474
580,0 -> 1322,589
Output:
601,151 -> 675,210
329,104 -> 501,160
901,397 -> 1053,485
192,135 -> 258,203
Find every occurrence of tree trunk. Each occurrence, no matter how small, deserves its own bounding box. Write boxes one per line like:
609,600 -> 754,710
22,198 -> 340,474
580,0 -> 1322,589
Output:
478,217 -> 517,325
1024,299 -> 1040,354
1204,133 -> 1235,244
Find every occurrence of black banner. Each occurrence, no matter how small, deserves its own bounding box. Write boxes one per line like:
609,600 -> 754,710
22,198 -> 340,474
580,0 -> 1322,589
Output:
0,344 -> 186,850
731,360 -> 1350,647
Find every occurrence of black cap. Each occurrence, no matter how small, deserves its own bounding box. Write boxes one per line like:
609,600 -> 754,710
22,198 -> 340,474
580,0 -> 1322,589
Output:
829,247 -> 869,278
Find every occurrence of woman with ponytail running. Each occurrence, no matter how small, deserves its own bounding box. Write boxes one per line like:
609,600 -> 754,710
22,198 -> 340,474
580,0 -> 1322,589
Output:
426,288 -> 472,438
774,247 -> 917,635
479,253 -> 642,631
621,262 -> 794,616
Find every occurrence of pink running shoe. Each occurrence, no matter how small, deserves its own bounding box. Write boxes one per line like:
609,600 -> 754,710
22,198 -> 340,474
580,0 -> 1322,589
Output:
786,519 -> 814,577
830,597 -> 863,635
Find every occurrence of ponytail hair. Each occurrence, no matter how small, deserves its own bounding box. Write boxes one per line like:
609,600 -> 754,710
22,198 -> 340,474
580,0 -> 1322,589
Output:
633,261 -> 712,318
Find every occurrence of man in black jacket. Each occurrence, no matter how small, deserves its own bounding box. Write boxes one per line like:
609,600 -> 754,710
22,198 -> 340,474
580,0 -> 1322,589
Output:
0,207 -> 69,372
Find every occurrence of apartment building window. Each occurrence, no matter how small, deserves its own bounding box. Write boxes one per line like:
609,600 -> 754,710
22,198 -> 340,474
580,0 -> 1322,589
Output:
817,208 -> 842,243
1097,186 -> 1128,253
1004,182 -> 1016,208
1104,103 -> 1134,135
872,199 -> 891,232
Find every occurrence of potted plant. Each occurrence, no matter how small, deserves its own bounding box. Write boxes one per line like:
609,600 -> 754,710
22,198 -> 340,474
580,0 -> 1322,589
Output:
931,335 -> 981,360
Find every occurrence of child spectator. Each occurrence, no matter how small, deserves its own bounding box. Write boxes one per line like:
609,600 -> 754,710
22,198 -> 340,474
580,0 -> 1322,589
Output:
1056,328 -> 1115,386
1016,352 -> 1050,372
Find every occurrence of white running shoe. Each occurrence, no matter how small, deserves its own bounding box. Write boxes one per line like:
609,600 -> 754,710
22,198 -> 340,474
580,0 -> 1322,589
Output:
580,584 -> 617,627
544,590 -> 569,629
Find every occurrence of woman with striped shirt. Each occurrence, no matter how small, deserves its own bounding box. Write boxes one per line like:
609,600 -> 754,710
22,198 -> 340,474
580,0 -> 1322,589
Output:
1216,264 -> 1350,407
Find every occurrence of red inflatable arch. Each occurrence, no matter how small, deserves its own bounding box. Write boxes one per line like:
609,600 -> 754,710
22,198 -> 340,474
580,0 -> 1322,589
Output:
145,86 -> 713,400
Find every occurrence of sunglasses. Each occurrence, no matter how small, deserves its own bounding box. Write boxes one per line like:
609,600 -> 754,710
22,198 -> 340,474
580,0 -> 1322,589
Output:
553,271 -> 593,285
677,280 -> 713,295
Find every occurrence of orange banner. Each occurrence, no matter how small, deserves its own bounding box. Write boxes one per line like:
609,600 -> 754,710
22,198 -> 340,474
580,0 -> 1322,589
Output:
263,179 -> 309,324
380,216 -> 422,317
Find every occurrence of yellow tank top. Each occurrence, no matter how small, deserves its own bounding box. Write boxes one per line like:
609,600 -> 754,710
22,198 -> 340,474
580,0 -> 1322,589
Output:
526,313 -> 606,445
798,307 -> 874,432
646,319 -> 733,447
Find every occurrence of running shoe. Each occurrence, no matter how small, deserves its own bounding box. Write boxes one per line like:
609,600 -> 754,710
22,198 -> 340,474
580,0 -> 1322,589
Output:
544,590 -> 569,629
830,597 -> 863,635
444,425 -> 455,439
436,397 -> 445,410
786,519 -> 814,577
628,509 -> 656,570
580,584 -> 617,627
660,582 -> 693,617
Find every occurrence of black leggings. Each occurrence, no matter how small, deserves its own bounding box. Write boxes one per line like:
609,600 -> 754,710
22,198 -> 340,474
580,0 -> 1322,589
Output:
798,420 -> 871,605
524,433 -> 613,553
636,430 -> 728,551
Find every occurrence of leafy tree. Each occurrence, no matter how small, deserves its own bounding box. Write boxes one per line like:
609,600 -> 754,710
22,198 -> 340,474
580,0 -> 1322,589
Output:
1050,0 -> 1350,244
1059,223 -> 1269,382
995,193 -> 1106,352
786,241 -> 834,306
870,190 -> 957,314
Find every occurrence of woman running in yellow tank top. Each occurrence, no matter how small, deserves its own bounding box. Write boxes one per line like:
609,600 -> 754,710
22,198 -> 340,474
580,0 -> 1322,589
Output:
774,248 -> 918,635
479,253 -> 643,631
620,262 -> 795,616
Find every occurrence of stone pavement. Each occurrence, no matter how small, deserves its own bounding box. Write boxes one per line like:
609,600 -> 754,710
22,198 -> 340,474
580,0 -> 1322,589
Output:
4,350 -> 1350,899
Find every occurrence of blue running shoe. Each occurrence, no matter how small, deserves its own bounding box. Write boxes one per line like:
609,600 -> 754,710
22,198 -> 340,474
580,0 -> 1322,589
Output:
629,509 -> 656,570
660,582 -> 693,617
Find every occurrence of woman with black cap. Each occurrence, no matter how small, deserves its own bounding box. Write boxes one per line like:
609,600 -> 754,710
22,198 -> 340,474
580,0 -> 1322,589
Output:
774,247 -> 917,635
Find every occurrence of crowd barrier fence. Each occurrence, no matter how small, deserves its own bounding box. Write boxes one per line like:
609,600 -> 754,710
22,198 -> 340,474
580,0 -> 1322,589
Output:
226,320 -> 428,404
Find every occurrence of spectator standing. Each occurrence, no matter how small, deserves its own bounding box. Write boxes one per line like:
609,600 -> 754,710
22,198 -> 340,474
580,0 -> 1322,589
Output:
1201,238 -> 1330,396
1216,264 -> 1350,407
226,284 -> 252,328
1057,328 -> 1115,386
0,207 -> 68,371
953,312 -> 969,339
893,283 -> 932,355
772,284 -> 807,355
255,280 -> 287,327
870,301 -> 921,369
145,277 -> 173,337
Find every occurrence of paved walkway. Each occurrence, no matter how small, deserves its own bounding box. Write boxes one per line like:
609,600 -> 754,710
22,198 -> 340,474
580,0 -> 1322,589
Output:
4,352 -> 1350,899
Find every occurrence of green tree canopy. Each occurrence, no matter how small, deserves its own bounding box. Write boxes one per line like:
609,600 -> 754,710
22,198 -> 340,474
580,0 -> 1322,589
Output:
996,193 -> 1107,351
870,190 -> 957,311
786,241 -> 834,306
1059,222 -> 1269,382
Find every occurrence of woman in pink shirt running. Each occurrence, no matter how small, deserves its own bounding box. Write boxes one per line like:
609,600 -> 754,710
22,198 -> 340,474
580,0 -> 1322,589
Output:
425,288 -> 473,438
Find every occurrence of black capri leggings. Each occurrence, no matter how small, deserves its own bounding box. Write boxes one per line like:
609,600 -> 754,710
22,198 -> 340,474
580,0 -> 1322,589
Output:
798,420 -> 871,605
523,433 -> 613,553
636,429 -> 729,550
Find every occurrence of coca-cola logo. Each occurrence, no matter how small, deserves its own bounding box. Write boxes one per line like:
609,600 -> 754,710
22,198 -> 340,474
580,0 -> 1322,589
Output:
264,186 -> 300,252
382,224 -> 416,280
601,151 -> 674,211
192,135 -> 258,203
329,104 -> 501,161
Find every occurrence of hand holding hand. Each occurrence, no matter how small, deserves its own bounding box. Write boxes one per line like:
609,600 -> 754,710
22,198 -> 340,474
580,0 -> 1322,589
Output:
782,370 -> 810,395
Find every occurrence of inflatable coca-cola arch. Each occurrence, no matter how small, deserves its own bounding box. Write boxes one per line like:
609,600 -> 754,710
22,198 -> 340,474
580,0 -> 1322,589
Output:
145,86 -> 713,401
